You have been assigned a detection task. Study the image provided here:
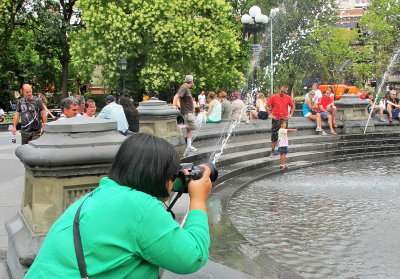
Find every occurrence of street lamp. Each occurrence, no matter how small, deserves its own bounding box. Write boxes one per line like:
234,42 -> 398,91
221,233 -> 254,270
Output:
119,58 -> 128,95
241,5 -> 269,105
269,8 -> 280,96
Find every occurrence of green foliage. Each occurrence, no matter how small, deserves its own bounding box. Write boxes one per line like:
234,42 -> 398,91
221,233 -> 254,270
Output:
306,25 -> 358,86
0,0 -> 80,109
71,0 -> 245,101
256,0 -> 337,94
84,94 -> 107,111
292,96 -> 305,102
359,0 -> 400,84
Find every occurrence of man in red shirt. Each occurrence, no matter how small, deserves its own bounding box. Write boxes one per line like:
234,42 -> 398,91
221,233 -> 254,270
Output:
318,87 -> 337,135
266,85 -> 295,158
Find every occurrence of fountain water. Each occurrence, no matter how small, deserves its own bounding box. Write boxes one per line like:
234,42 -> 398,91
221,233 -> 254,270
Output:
209,29 -> 268,164
364,48 -> 400,133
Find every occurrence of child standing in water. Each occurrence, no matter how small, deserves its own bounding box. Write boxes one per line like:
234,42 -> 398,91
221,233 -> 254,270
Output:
278,118 -> 297,170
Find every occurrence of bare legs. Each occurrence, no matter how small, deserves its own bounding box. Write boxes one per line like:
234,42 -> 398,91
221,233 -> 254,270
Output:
250,109 -> 258,120
307,113 -> 322,129
280,152 -> 286,166
331,105 -> 337,126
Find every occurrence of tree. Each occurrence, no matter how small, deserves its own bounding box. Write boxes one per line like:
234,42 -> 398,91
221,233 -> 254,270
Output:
71,0 -> 245,101
31,0 -> 80,98
0,0 -> 25,52
255,0 -> 337,95
359,0 -> 400,87
306,25 -> 358,93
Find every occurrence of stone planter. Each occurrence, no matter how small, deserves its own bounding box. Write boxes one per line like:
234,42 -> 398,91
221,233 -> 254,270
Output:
137,100 -> 186,156
335,94 -> 374,133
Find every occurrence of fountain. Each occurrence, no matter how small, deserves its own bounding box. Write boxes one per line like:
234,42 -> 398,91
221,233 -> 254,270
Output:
364,48 -> 400,133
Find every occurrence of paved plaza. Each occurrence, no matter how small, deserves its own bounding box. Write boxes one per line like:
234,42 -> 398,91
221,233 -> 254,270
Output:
0,130 -> 24,279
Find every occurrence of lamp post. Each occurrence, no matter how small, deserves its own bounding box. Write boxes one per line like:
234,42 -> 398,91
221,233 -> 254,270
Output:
241,6 -> 269,105
269,8 -> 280,96
119,58 -> 128,95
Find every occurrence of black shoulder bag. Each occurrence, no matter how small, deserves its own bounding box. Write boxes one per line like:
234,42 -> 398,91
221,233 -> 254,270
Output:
73,193 -> 93,279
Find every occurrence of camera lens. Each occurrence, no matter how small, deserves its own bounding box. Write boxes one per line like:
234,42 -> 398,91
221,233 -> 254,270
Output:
202,163 -> 218,182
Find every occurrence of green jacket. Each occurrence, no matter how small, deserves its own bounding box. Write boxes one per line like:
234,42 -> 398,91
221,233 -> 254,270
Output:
25,177 -> 210,278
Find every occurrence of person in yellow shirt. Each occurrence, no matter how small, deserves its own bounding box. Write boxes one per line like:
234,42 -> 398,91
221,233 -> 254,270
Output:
143,93 -> 150,101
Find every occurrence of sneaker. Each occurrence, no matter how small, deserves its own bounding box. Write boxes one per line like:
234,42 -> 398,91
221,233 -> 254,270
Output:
269,151 -> 274,158
186,146 -> 198,152
280,165 -> 289,170
379,118 -> 386,122
321,131 -> 327,136
315,127 -> 323,132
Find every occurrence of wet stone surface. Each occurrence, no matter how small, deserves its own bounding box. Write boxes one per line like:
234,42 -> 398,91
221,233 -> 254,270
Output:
228,157 -> 400,279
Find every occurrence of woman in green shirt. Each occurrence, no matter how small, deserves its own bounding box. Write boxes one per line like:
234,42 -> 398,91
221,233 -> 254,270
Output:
25,133 -> 212,278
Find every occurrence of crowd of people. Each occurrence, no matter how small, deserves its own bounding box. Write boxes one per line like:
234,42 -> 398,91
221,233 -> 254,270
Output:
9,80 -> 400,161
11,83 -> 140,145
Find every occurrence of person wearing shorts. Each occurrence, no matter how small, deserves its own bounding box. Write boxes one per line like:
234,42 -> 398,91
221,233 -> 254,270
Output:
277,119 -> 297,170
266,85 -> 295,158
173,75 -> 198,152
318,87 -> 337,135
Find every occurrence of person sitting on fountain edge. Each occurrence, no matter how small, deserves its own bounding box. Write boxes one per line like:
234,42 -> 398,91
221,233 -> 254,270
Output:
265,85 -> 295,158
318,87 -> 337,135
366,92 -> 386,122
386,90 -> 400,122
25,133 -> 212,279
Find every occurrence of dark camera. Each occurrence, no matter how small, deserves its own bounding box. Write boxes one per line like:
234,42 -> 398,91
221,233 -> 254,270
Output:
12,136 -> 16,144
172,162 -> 218,192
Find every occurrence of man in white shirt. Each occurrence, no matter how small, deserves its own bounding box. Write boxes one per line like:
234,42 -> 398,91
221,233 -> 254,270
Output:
305,83 -> 323,103
97,95 -> 129,135
0,107 -> 4,122
198,90 -> 206,110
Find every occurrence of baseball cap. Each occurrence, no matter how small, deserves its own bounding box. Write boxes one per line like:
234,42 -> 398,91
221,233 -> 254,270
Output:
106,95 -> 115,104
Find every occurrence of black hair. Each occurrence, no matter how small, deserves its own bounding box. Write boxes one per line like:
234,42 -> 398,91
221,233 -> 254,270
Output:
108,133 -> 180,198
119,97 -> 140,118
279,118 -> 286,127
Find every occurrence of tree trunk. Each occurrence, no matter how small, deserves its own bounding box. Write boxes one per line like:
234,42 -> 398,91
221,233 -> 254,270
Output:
61,58 -> 69,99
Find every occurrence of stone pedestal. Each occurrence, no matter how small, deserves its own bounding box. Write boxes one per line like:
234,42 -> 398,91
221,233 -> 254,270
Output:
6,117 -> 126,279
137,100 -> 186,156
335,94 -> 374,133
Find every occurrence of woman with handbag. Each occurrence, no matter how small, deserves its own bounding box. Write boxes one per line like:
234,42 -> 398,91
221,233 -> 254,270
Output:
250,93 -> 269,120
25,133 -> 212,279
303,91 -> 325,135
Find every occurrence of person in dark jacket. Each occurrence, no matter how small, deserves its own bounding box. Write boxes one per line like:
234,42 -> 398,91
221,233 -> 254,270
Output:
120,96 -> 140,132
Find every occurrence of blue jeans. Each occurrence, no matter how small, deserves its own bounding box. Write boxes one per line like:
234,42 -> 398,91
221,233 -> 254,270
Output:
119,130 -> 128,136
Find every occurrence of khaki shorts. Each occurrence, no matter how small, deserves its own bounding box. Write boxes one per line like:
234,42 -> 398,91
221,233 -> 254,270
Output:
182,113 -> 198,130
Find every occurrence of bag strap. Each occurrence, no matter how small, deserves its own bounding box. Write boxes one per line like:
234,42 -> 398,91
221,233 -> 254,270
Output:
166,177 -> 192,219
73,192 -> 93,279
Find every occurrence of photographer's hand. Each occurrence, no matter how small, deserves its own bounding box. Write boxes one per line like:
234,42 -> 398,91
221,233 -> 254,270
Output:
187,166 -> 212,213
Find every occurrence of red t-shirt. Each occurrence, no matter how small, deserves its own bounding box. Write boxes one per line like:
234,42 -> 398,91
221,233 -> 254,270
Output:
318,96 -> 334,112
266,94 -> 294,118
